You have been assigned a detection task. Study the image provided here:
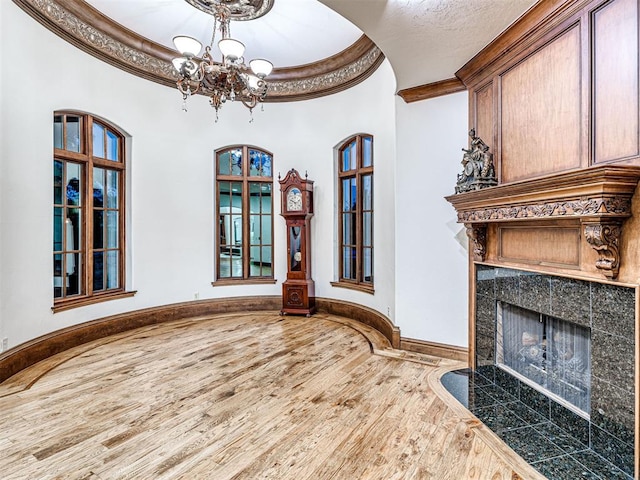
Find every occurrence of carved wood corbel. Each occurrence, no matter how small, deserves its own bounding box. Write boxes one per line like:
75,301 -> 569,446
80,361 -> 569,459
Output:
583,221 -> 622,279
466,224 -> 487,261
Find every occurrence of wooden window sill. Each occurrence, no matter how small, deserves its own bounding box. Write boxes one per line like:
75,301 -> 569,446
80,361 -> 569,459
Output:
330,281 -> 374,295
212,278 -> 277,287
52,290 -> 137,313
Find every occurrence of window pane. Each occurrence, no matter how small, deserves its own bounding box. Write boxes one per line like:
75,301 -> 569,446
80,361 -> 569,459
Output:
106,211 -> 119,248
93,252 -> 104,291
106,250 -> 119,289
342,213 -> 354,245
250,214 -> 260,246
218,151 -> 231,175
261,246 -> 272,276
262,214 -> 272,244
363,212 -> 372,247
66,253 -> 81,296
54,116 -> 63,149
94,210 -> 104,249
342,247 -> 356,280
261,184 -> 272,213
363,136 -> 373,167
342,140 -> 356,171
66,163 -> 82,206
93,167 -> 104,207
54,254 -> 63,298
231,214 -> 242,246
93,122 -> 105,158
106,170 -> 119,209
54,160 -> 64,204
363,174 -> 372,211
66,116 -> 81,152
106,130 -> 119,161
67,207 -> 81,249
342,177 -> 357,212
231,149 -> 242,175
363,248 -> 373,282
54,207 -> 63,251
249,150 -> 272,177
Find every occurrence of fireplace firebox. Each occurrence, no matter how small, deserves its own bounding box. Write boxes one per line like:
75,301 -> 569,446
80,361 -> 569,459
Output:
496,302 -> 591,415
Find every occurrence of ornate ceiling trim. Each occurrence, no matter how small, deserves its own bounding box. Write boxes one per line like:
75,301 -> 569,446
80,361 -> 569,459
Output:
12,0 -> 384,102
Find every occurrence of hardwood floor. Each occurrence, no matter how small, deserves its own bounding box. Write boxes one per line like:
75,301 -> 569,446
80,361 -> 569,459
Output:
0,312 -> 544,479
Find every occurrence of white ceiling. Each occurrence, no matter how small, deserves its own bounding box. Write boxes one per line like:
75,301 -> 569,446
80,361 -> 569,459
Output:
85,0 -> 537,91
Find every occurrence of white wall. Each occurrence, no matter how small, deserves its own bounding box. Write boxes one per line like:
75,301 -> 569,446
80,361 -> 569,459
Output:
0,2 -> 399,349
394,92 -> 470,347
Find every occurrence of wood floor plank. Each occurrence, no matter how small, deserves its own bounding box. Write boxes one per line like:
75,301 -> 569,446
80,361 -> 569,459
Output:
0,312 -> 542,479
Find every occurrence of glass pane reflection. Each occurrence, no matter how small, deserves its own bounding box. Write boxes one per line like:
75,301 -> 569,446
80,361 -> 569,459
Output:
106,130 -> 119,161
106,251 -> 119,289
66,116 -> 81,152
93,122 -> 105,158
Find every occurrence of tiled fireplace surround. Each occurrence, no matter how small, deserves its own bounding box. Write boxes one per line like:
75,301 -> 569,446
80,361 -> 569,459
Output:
474,265 -> 635,474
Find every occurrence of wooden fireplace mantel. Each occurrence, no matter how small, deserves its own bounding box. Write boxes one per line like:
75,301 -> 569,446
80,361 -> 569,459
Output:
445,165 -> 640,279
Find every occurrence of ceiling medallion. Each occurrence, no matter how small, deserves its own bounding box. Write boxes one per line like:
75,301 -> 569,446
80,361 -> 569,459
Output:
183,0 -> 274,21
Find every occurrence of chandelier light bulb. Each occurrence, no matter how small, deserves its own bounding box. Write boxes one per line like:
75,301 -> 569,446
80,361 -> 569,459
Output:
173,35 -> 203,58
219,38 -> 245,62
249,59 -> 273,78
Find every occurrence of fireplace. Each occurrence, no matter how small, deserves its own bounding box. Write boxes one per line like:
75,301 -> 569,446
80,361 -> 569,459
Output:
475,265 -> 635,475
496,302 -> 591,415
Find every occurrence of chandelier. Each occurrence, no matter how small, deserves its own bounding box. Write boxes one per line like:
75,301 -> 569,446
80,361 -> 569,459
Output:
171,4 -> 274,121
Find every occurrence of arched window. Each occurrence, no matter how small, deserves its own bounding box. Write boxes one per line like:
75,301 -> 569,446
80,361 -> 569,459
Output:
334,134 -> 374,292
214,145 -> 274,283
53,112 -> 131,311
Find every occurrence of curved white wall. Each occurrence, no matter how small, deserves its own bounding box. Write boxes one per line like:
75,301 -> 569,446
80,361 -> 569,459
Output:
395,93 -> 470,347
0,2 -> 403,349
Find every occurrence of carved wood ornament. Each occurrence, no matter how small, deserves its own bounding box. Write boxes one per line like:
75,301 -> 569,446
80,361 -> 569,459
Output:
446,165 -> 640,279
583,222 -> 621,279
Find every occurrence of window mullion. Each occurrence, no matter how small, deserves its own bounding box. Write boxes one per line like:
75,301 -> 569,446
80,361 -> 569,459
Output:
242,147 -> 250,279
86,117 -> 95,295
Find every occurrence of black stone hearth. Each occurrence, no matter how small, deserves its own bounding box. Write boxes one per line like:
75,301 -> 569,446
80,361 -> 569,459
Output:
474,265 -> 635,476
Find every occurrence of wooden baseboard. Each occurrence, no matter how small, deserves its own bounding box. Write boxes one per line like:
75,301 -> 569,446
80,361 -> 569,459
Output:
400,337 -> 468,362
0,296 -> 400,383
315,297 -> 400,349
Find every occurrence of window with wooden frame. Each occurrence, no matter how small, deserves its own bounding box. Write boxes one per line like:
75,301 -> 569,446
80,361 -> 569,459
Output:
334,134 -> 374,292
215,145 -> 274,284
53,112 -> 131,311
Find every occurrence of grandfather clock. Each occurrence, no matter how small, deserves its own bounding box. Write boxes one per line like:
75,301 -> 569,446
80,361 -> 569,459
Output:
279,169 -> 315,316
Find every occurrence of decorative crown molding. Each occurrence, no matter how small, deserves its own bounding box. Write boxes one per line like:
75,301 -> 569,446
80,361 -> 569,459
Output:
12,0 -> 385,102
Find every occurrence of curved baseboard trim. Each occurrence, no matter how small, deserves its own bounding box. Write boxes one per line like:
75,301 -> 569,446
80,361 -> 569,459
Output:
0,296 -> 400,383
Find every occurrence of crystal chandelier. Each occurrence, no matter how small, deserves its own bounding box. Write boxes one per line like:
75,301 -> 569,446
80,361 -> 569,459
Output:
171,5 -> 274,121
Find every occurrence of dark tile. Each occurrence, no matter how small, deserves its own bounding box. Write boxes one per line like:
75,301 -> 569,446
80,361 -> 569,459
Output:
474,404 -> 526,432
534,422 -> 588,453
499,426 -> 565,463
519,272 -> 551,315
520,383 -> 551,419
591,329 -> 634,396
573,450 -> 634,480
468,386 -> 500,411
475,293 -> 496,337
495,268 -> 520,304
475,365 -> 496,383
591,424 -> 634,476
505,401 -> 548,426
532,454 -> 601,480
549,277 -> 591,328
494,367 -> 520,397
475,334 -> 495,363
591,376 -> 634,444
476,265 -> 496,298
476,383 -> 518,404
550,401 -> 590,446
591,282 -> 635,336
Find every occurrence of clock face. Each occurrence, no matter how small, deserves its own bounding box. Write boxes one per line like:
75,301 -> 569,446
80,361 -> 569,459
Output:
287,188 -> 303,211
